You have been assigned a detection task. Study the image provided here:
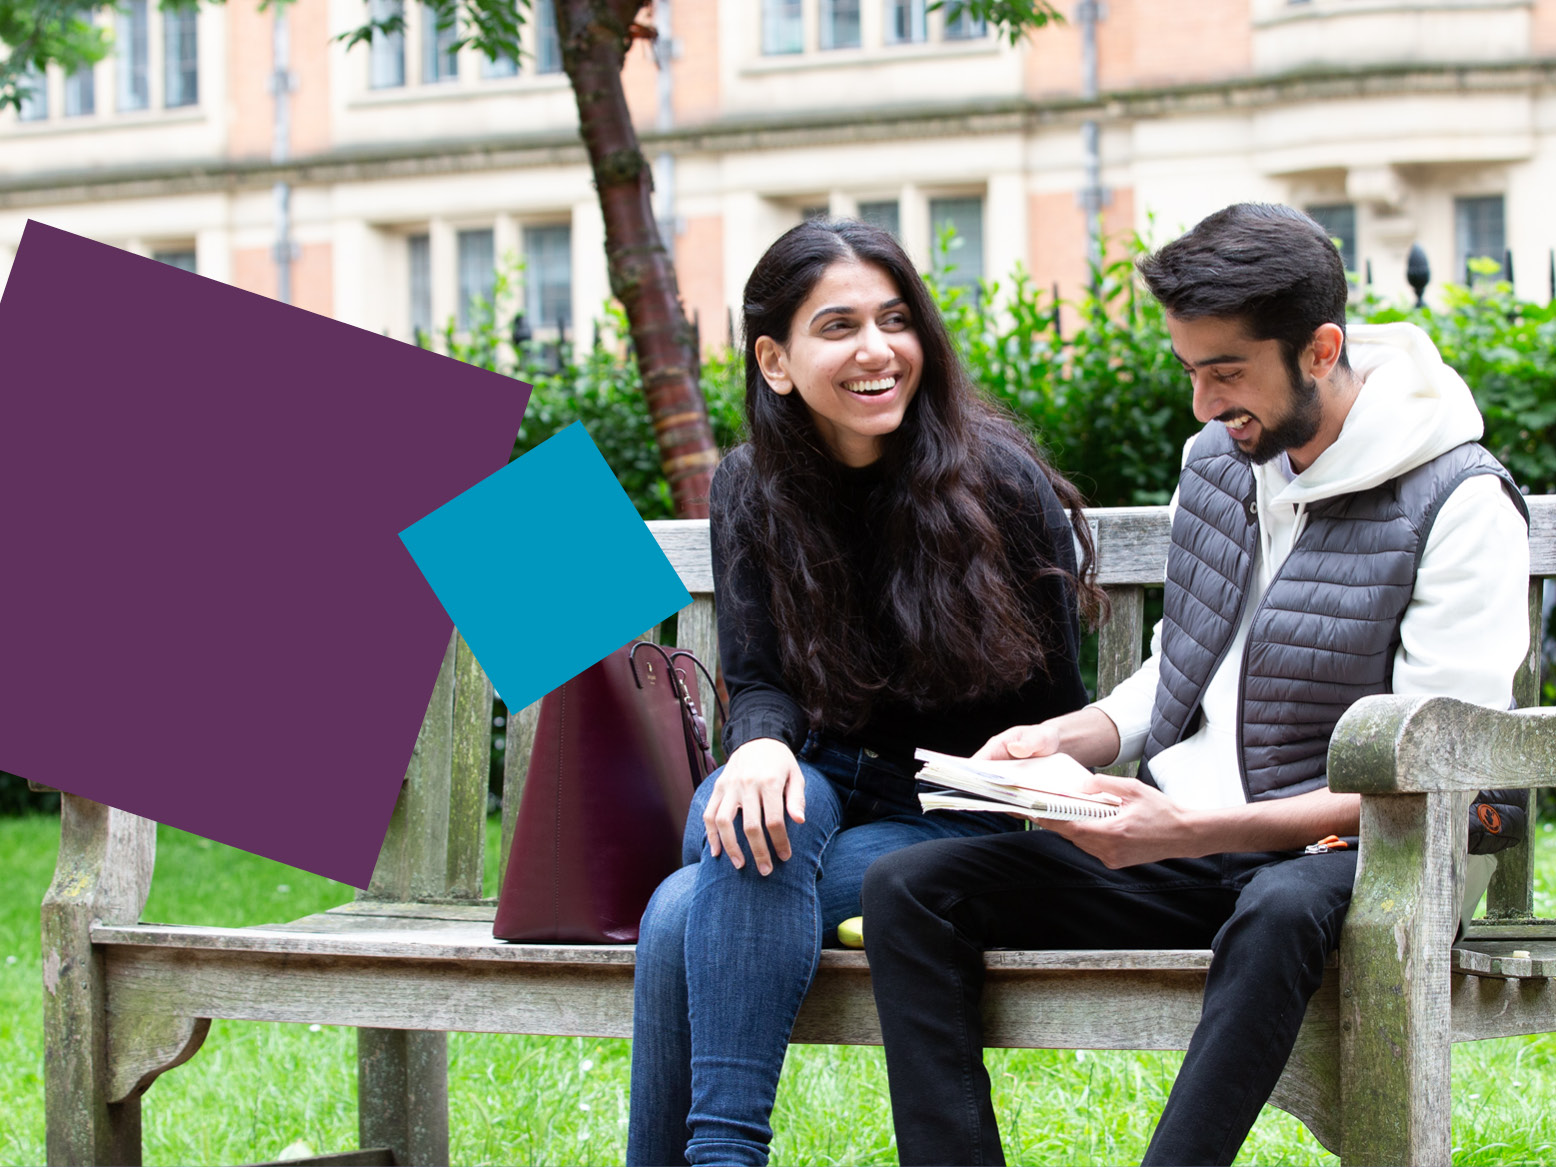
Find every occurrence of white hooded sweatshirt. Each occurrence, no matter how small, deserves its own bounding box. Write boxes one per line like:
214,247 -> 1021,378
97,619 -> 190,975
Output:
1093,322 -> 1531,809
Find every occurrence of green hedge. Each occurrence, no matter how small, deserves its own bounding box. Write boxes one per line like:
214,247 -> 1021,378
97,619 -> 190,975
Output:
928,250 -> 1194,507
454,249 -> 1556,515
1357,263 -> 1556,496
442,283 -> 746,519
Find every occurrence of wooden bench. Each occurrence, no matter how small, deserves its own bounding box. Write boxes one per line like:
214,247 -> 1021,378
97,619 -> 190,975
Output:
41,505 -> 1556,1167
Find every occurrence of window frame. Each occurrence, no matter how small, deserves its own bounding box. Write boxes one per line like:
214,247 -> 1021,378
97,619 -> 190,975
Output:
535,0 -> 563,73
884,0 -> 928,45
116,0 -> 151,113
64,61 -> 95,117
163,7 -> 198,109
368,0 -> 407,89
819,0 -> 862,50
16,64 -> 49,122
455,226 -> 497,332
421,4 -> 460,84
928,194 -> 985,296
858,199 -> 901,237
1454,194 -> 1506,284
152,248 -> 198,274
522,222 -> 573,336
1305,202 -> 1358,280
408,233 -> 433,339
762,0 -> 805,55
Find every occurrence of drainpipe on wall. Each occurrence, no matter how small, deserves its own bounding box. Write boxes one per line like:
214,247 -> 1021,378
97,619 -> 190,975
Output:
270,7 -> 299,304
1077,0 -> 1107,284
653,0 -> 682,266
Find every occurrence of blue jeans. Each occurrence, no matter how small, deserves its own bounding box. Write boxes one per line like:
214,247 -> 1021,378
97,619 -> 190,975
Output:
627,737 -> 1018,1166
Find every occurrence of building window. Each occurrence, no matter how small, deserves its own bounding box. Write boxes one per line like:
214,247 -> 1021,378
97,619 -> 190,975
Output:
64,63 -> 95,116
164,8 -> 198,108
942,1 -> 987,39
930,196 -> 984,292
858,199 -> 900,236
885,0 -> 927,44
536,0 -> 563,73
368,0 -> 406,88
820,0 -> 861,49
762,0 -> 804,54
116,0 -> 150,111
153,249 -> 197,273
456,228 -> 496,331
408,234 -> 432,338
524,224 -> 572,333
1306,203 -> 1357,277
1455,195 -> 1506,282
481,50 -> 518,78
17,64 -> 47,121
422,6 -> 459,83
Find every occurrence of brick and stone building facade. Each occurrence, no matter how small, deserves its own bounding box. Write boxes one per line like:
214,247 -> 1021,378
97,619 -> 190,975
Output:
3,0 -> 1554,346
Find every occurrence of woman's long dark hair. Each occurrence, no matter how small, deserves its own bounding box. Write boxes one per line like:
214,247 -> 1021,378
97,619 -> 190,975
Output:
725,218 -> 1105,733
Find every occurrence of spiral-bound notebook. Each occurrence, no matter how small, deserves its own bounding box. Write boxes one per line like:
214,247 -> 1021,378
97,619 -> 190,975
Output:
914,748 -> 1122,820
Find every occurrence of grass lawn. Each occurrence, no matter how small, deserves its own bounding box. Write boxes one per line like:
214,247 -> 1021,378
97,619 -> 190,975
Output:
3,813 -> 1555,1166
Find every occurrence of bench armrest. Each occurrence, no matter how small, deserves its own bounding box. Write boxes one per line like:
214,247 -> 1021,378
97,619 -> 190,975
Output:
1329,693 -> 1556,795
1327,693 -> 1555,1163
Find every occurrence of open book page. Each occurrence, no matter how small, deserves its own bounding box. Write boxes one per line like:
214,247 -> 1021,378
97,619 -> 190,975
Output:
914,748 -> 1122,821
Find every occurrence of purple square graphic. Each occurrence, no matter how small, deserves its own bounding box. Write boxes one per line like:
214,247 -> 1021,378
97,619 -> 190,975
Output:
0,221 -> 527,886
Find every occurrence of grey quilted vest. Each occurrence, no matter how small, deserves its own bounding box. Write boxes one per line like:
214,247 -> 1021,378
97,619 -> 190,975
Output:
1143,422 -> 1527,802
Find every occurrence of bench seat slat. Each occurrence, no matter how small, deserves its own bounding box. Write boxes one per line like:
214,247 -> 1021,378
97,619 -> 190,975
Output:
1451,940 -> 1556,980
94,938 -> 1242,1049
101,929 -> 1556,1056
91,920 -> 1226,972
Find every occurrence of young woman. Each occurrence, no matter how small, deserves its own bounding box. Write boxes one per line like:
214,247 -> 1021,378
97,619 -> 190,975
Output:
627,218 -> 1104,1167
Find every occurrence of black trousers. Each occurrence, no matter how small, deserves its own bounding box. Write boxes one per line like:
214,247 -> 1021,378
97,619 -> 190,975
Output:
860,829 -> 1357,1166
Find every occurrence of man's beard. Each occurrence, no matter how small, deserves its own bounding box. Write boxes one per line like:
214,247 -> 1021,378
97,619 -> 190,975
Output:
1241,364 -> 1323,465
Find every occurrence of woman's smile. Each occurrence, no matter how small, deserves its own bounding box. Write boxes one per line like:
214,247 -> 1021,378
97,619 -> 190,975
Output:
843,375 -> 900,396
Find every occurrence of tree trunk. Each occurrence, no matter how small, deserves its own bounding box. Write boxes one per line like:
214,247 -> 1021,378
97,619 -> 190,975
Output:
556,0 -> 718,519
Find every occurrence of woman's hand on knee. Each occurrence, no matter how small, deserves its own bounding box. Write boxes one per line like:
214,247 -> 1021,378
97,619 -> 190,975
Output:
703,738 -> 806,876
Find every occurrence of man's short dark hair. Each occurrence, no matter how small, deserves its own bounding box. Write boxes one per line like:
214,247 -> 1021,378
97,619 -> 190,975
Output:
1138,203 -> 1350,372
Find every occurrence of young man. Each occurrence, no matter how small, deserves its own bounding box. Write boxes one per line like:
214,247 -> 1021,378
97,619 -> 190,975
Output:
861,203 -> 1531,1166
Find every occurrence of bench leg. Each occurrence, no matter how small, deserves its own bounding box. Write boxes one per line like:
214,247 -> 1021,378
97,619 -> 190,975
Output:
1338,791 -> 1463,1167
358,1029 -> 449,1167
43,928 -> 143,1165
42,962 -> 145,1167
43,796 -> 157,1166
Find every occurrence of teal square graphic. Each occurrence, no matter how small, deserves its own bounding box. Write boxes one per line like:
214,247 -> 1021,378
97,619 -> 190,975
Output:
399,422 -> 692,711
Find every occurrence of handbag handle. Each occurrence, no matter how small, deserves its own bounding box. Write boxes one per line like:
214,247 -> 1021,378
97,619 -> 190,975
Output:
627,640 -> 675,689
628,643 -> 724,716
629,641 -> 725,784
667,648 -> 727,727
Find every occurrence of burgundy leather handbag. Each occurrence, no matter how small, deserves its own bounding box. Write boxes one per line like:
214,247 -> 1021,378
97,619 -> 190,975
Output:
493,642 -> 721,943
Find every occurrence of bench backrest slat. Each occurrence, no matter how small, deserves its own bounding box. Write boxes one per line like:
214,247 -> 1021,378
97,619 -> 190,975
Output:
1530,496 -> 1556,575
448,633 -> 493,900
363,632 -> 461,902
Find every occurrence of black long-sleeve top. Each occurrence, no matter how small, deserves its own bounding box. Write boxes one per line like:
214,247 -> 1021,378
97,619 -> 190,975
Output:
711,443 -> 1090,763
